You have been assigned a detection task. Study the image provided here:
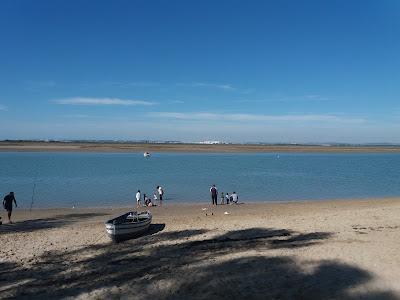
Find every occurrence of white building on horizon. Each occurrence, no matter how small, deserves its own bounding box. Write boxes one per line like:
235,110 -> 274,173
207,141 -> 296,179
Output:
198,140 -> 223,145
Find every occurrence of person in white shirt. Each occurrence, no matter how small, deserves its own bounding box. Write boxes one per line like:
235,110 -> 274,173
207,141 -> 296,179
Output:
136,190 -> 141,207
157,186 -> 164,205
225,193 -> 230,204
231,191 -> 238,204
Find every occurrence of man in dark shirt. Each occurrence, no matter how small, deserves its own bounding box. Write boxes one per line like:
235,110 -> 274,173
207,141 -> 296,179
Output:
3,192 -> 17,224
210,184 -> 218,205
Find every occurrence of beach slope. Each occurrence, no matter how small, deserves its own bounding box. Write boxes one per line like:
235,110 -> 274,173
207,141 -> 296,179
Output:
1,199 -> 400,299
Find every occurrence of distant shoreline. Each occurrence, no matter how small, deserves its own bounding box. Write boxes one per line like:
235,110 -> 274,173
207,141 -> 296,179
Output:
1,141 -> 400,153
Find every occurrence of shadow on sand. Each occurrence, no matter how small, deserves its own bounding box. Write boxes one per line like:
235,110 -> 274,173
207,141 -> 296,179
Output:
0,227 -> 398,299
144,223 -> 166,236
0,213 -> 110,234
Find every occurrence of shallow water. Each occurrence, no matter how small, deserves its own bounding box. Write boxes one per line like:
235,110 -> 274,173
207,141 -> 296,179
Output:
1,152 -> 400,208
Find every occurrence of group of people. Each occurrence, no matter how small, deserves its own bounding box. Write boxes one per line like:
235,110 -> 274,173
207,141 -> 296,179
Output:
3,184 -> 240,223
210,184 -> 239,205
135,185 -> 164,207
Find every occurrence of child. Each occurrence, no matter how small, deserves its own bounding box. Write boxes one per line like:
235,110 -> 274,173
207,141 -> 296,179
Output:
225,193 -> 230,204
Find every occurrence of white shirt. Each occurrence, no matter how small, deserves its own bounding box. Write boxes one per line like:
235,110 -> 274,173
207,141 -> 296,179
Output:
136,192 -> 141,201
158,187 -> 163,195
231,193 -> 238,202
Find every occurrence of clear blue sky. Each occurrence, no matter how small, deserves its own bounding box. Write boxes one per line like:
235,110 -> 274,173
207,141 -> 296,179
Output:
1,0 -> 399,143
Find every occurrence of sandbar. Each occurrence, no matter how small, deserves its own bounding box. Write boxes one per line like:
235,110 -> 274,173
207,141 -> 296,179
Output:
2,141 -> 400,153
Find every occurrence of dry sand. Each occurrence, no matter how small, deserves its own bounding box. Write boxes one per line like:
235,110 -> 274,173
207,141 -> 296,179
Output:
1,199 -> 400,299
2,141 -> 400,153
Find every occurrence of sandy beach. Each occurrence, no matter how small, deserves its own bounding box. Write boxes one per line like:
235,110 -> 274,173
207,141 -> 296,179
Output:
2,141 -> 400,153
1,199 -> 400,299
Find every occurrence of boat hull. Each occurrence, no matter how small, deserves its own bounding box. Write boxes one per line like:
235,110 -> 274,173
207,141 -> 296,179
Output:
105,212 -> 152,242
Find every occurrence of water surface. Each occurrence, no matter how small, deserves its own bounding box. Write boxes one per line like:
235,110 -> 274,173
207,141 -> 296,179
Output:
1,152 -> 400,208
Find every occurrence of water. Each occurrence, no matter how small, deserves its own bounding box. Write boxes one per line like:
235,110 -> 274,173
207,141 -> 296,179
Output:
1,152 -> 400,208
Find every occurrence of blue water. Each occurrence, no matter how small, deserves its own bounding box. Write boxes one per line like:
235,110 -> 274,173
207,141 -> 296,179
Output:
1,152 -> 400,208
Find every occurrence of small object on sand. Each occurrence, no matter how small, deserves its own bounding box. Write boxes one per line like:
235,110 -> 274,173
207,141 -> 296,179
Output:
72,205 -> 75,209
224,211 -> 230,215
202,208 -> 207,211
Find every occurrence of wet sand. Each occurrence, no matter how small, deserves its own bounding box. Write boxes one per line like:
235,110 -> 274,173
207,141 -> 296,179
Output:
1,198 -> 400,299
2,141 -> 400,153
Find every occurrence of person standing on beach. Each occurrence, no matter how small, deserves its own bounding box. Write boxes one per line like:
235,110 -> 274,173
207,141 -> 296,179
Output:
231,191 -> 239,204
225,193 -> 230,204
136,190 -> 141,207
3,192 -> 17,224
210,185 -> 218,205
220,192 -> 225,205
157,186 -> 164,205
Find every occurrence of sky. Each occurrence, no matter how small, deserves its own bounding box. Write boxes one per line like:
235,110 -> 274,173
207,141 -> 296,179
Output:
0,0 -> 400,143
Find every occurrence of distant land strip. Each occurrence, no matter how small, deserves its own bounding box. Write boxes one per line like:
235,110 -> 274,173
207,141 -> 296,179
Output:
1,141 -> 400,153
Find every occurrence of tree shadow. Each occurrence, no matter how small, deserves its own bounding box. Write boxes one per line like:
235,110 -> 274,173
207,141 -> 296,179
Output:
0,262 -> 19,277
172,257 -> 399,300
0,213 -> 110,234
0,227 -> 398,299
148,229 -> 209,241
182,228 -> 333,252
270,231 -> 333,249
146,223 -> 166,236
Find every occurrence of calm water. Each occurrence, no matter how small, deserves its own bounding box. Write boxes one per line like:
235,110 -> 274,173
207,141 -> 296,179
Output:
1,152 -> 400,208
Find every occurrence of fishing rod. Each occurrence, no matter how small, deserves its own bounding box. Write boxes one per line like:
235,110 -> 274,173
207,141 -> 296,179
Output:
29,168 -> 38,212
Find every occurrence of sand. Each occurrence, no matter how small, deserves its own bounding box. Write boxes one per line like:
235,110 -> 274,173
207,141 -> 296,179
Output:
2,141 -> 400,153
1,199 -> 400,299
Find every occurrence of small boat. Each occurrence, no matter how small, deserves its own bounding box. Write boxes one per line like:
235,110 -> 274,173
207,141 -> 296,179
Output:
144,152 -> 151,157
105,211 -> 152,242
